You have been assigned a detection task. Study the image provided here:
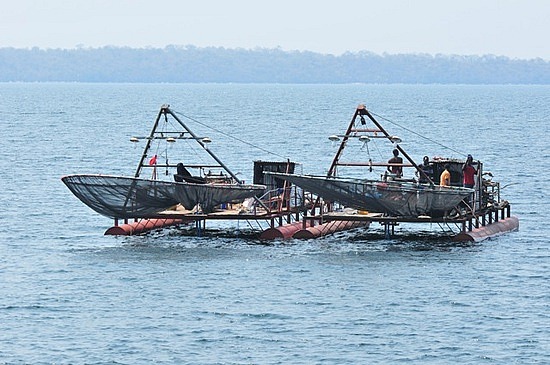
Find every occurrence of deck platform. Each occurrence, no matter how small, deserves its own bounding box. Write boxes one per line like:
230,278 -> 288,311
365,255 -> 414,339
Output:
300,201 -> 518,241
106,200 -> 517,242
105,203 -> 308,236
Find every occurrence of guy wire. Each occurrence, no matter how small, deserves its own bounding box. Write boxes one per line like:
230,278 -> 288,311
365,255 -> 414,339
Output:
370,111 -> 467,157
174,111 -> 288,160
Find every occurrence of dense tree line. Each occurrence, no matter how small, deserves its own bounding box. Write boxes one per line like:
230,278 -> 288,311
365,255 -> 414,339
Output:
0,45 -> 548,84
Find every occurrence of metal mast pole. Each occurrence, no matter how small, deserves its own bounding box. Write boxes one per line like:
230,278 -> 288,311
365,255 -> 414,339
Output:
362,107 -> 435,186
326,106 -> 363,177
134,107 -> 165,178
164,106 -> 243,184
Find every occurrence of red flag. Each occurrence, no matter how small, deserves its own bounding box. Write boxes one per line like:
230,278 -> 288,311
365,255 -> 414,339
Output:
149,155 -> 157,165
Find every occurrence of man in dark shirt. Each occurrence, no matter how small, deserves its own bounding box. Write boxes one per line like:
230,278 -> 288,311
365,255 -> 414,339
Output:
418,155 -> 434,183
387,149 -> 403,177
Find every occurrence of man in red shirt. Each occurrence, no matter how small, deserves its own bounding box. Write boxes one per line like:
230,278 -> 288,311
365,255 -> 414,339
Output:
462,154 -> 477,188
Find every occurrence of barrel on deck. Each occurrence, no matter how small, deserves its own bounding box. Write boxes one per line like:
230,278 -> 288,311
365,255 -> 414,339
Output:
453,216 -> 519,242
104,218 -> 184,236
293,220 -> 369,239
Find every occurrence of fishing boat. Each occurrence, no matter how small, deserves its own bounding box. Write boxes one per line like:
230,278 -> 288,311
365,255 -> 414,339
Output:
268,104 -> 475,218
62,105 -> 266,218
267,173 -> 473,217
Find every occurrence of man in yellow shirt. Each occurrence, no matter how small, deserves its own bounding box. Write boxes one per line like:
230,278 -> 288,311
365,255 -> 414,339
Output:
440,164 -> 451,186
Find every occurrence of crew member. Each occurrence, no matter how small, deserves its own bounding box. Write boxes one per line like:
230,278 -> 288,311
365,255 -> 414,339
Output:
418,155 -> 433,183
462,154 -> 477,188
387,149 -> 403,178
440,164 -> 451,186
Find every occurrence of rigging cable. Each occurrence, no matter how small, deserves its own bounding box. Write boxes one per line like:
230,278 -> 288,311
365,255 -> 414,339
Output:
370,111 -> 467,157
174,111 -> 288,160
166,117 -> 208,169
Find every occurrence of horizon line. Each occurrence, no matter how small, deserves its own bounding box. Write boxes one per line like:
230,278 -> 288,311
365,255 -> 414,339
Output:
1,44 -> 548,62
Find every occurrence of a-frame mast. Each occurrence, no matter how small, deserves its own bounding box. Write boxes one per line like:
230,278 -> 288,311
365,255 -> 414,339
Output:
326,104 -> 434,185
133,104 -> 243,184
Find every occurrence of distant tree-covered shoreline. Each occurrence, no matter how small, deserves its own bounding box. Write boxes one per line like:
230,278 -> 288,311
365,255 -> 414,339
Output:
0,45 -> 548,84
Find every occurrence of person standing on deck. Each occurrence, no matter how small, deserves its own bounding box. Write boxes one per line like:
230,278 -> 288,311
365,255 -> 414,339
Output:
387,149 -> 403,178
417,155 -> 434,183
440,164 -> 451,186
462,154 -> 478,188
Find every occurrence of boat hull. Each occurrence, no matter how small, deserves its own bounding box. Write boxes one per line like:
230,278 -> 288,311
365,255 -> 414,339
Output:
269,173 -> 473,217
62,174 -> 265,218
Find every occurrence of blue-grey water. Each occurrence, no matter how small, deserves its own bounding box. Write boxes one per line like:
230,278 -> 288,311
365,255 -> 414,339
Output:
0,83 -> 548,364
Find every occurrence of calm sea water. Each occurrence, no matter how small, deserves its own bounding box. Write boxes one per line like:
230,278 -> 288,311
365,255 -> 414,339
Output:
0,83 -> 548,364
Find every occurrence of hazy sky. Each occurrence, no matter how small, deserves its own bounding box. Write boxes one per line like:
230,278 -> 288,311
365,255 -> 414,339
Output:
2,0 -> 548,60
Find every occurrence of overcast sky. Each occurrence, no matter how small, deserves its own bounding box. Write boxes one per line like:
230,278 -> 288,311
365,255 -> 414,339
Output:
1,0 -> 548,60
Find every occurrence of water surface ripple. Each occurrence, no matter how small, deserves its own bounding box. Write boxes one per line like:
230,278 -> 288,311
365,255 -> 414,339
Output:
0,83 -> 548,364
